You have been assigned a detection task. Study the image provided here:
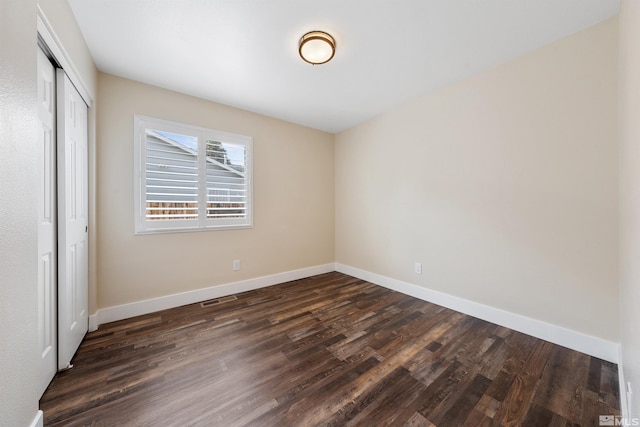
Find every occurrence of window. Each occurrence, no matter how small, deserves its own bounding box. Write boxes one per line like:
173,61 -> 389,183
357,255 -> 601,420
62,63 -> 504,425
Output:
134,115 -> 252,234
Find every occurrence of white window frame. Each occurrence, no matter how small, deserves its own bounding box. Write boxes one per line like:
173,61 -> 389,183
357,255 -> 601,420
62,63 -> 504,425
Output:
134,115 -> 253,234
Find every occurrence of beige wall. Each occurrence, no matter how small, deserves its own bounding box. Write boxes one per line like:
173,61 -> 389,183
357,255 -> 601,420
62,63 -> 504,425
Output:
0,1 -> 39,425
97,73 -> 334,308
619,0 -> 640,418
336,18 -> 618,341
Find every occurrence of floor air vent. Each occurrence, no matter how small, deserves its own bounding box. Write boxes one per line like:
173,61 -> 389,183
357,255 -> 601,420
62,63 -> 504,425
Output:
200,295 -> 238,307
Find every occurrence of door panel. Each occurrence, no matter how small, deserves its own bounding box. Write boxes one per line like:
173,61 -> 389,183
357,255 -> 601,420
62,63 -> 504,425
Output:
57,69 -> 89,370
37,48 -> 58,396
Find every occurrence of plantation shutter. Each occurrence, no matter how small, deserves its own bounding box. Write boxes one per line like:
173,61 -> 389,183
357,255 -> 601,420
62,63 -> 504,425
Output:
135,116 -> 252,234
205,139 -> 248,221
145,130 -> 199,221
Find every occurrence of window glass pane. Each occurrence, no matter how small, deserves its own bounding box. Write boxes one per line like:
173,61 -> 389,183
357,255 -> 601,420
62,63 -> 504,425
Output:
205,140 -> 247,220
145,129 -> 199,221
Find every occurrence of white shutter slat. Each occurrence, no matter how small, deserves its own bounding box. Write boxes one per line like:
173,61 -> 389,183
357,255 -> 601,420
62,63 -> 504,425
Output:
144,131 -> 199,221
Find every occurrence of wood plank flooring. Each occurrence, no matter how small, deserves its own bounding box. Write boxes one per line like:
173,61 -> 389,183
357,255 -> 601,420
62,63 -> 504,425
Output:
40,272 -> 620,426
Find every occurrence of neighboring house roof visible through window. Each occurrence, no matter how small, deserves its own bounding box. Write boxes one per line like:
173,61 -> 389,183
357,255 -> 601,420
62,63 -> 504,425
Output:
151,130 -> 245,177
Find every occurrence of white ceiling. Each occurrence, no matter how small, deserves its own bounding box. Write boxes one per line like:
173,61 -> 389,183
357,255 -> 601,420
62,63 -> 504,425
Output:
68,0 -> 619,134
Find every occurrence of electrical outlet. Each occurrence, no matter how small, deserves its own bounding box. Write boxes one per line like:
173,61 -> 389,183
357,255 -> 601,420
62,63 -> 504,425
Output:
232,260 -> 240,271
414,262 -> 422,275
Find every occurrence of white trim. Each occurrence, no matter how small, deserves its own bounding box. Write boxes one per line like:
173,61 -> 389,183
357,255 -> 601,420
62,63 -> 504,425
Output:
93,263 -> 335,327
88,314 -> 98,332
335,263 -> 619,363
29,411 -> 44,427
36,6 -> 93,106
91,262 -> 620,363
619,345 -> 631,421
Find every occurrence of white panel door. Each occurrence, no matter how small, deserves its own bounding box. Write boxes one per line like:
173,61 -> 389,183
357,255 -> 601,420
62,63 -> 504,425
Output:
57,69 -> 89,370
37,48 -> 58,396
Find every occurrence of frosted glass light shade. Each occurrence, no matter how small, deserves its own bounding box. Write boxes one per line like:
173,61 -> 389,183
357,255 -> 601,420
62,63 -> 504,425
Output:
299,31 -> 335,65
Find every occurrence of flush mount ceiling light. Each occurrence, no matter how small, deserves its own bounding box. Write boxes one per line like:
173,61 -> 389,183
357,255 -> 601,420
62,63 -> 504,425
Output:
299,31 -> 336,65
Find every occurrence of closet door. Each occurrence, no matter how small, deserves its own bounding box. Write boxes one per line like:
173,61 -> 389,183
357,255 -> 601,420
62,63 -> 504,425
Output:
57,69 -> 89,370
37,47 -> 58,396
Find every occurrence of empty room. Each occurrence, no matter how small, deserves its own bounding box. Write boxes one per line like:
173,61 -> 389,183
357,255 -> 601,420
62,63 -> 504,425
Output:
2,0 -> 640,426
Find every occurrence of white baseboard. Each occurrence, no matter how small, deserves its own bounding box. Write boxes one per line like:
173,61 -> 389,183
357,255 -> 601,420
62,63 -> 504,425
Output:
92,263 -> 335,328
619,346 -> 631,420
88,314 -> 98,332
335,263 -> 619,363
29,410 -> 43,427
90,261 -> 618,364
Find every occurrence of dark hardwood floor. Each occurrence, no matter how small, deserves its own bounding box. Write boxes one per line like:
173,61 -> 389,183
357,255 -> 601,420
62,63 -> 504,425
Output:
40,272 -> 619,426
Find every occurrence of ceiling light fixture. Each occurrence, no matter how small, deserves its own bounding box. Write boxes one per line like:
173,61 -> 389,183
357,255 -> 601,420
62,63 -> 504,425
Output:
299,31 -> 335,65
